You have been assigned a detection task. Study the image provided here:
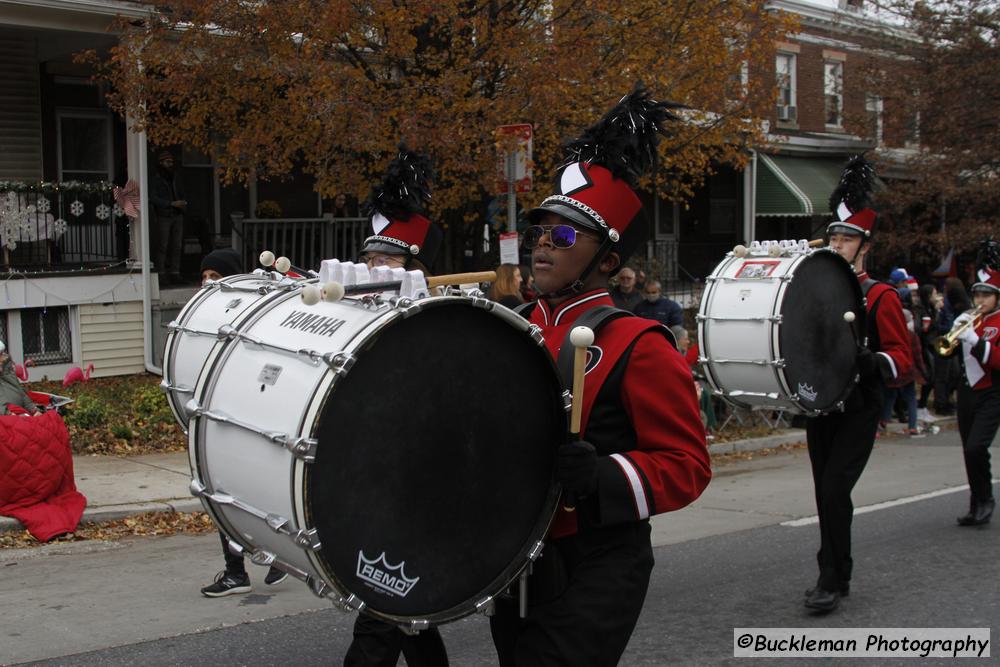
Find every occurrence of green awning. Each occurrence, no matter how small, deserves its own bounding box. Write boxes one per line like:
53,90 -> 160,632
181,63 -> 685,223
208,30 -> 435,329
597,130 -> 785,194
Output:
756,154 -> 847,217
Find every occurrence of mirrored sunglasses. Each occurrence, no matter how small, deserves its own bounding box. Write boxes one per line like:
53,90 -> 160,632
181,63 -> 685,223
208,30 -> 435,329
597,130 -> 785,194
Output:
523,224 -> 597,250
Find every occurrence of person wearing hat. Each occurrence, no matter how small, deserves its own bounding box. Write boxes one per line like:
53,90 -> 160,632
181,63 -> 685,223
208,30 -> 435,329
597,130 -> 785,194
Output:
802,156 -> 913,614
198,251 -> 288,597
0,340 -> 40,416
488,86 -> 711,665
952,242 -> 1000,526
149,149 -> 188,286
342,145 -> 449,667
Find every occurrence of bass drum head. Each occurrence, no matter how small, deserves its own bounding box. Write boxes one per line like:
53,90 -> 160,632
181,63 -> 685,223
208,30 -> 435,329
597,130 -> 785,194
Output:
779,250 -> 864,412
307,301 -> 564,622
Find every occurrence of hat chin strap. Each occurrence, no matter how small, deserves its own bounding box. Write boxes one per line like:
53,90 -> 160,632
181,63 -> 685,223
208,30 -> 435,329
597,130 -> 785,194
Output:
540,237 -> 615,300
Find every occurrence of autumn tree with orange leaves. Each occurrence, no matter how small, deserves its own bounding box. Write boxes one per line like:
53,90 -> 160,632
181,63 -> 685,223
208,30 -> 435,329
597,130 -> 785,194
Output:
90,1 -> 793,236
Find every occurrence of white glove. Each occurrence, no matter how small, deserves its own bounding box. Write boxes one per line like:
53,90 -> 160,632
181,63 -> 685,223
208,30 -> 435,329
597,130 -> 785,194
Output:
958,324 -> 980,346
953,312 -> 973,328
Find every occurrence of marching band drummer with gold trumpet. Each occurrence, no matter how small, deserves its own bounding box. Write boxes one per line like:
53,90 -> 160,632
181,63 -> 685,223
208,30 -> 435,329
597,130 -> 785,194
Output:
953,245 -> 1000,527
803,156 -> 913,615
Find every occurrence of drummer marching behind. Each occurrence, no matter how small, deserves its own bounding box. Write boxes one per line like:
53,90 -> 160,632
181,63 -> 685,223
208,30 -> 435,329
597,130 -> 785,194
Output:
489,85 -> 711,665
803,156 -> 912,614
952,242 -> 1000,527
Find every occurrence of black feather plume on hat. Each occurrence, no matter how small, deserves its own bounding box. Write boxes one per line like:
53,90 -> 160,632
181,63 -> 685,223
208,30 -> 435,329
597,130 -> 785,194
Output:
829,154 -> 877,214
559,82 -> 686,187
975,238 -> 1000,271
362,144 -> 434,220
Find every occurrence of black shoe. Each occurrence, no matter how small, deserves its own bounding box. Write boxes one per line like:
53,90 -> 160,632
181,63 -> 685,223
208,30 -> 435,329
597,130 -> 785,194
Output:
805,582 -> 849,598
804,588 -> 841,613
958,499 -> 995,526
264,566 -> 288,586
201,570 -> 251,597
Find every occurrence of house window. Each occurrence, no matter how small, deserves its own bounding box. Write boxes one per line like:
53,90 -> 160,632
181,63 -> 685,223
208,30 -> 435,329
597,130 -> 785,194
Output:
776,53 -> 796,122
824,61 -> 844,127
21,306 -> 72,365
57,110 -> 114,183
0,312 -> 7,350
866,94 -> 884,146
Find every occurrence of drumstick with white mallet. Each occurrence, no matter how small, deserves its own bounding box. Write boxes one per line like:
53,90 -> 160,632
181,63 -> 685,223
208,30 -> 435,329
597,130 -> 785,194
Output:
562,325 -> 595,513
300,271 -> 499,305
259,250 -> 317,277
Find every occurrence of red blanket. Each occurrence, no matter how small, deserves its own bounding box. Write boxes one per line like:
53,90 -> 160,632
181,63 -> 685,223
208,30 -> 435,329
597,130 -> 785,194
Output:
0,411 -> 87,541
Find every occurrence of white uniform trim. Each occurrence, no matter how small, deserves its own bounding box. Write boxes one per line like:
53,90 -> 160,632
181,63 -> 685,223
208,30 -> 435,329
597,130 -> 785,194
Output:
553,292 -> 608,326
983,341 -> 991,365
877,351 -> 897,379
609,453 -> 650,520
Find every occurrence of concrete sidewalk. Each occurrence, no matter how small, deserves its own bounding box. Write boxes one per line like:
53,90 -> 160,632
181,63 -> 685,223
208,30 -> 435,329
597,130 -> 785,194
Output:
0,420 -> 943,533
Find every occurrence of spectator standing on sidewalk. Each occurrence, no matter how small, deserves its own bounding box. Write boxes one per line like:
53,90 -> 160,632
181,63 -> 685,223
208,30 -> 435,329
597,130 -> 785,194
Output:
489,264 -> 525,309
632,280 -> 683,328
609,266 -> 642,311
0,341 -> 40,416
935,277 -> 972,416
914,284 -> 943,421
149,149 -> 187,286
198,248 -> 288,597
880,310 -> 928,437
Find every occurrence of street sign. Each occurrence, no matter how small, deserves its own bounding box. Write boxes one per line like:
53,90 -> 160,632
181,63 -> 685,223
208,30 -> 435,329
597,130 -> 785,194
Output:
499,231 -> 519,265
495,123 -> 533,195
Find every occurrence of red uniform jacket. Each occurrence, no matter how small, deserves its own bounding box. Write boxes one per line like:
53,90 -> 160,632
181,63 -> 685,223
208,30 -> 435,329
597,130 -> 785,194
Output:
527,290 -> 711,539
860,273 -> 913,384
967,308 -> 1000,390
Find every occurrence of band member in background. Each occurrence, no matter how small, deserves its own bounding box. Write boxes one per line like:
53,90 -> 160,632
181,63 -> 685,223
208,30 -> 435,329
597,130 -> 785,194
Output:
490,85 -> 711,665
953,243 -> 1000,526
804,156 -> 913,614
343,146 -> 448,667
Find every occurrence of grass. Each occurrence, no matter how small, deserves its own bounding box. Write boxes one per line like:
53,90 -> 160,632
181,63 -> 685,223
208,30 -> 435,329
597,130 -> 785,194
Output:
27,373 -> 186,456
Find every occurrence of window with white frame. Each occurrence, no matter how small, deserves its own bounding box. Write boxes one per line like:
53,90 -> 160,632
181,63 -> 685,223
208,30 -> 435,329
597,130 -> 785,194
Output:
824,61 -> 844,127
20,306 -> 72,365
776,53 -> 796,122
57,110 -> 114,183
866,94 -> 884,145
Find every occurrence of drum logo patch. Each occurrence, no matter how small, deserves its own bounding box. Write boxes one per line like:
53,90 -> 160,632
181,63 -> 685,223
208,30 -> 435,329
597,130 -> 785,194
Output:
279,310 -> 347,337
736,260 -> 780,279
797,383 -> 818,403
356,551 -> 420,597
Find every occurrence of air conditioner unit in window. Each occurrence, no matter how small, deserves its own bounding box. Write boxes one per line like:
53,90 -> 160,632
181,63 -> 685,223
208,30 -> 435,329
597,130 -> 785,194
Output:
777,105 -> 797,122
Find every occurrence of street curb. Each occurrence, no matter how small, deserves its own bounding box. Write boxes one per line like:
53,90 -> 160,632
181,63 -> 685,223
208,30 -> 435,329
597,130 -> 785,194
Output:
0,498 -> 204,534
708,429 -> 807,456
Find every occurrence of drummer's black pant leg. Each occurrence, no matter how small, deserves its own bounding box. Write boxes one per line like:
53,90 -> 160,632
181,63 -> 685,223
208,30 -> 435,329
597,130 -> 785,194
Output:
344,615 -> 402,667
490,522 -> 654,667
806,400 -> 880,591
218,531 -> 246,575
958,386 -> 1000,503
400,628 -> 448,667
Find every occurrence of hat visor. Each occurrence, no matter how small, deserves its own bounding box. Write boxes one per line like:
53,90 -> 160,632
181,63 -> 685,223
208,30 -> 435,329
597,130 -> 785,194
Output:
826,222 -> 868,237
971,282 -> 1000,294
527,202 -> 604,234
362,239 -> 408,255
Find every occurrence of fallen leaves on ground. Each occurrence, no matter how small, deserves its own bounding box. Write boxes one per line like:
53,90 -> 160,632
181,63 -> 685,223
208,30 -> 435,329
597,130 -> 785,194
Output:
711,441 -> 807,466
0,511 -> 215,550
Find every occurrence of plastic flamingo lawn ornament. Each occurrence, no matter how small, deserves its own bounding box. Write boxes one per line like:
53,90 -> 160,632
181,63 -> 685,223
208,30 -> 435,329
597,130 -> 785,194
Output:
62,363 -> 95,387
14,358 -> 34,382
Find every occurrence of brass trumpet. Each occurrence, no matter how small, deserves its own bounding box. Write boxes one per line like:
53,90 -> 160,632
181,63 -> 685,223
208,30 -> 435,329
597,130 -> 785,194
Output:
935,305 -> 984,356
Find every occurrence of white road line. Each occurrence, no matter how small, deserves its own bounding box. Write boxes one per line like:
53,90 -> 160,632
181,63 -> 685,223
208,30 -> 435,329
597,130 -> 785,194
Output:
780,480 -> 1000,527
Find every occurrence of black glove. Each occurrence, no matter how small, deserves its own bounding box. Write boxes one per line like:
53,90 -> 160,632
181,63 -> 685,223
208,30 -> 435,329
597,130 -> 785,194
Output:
856,345 -> 878,378
556,441 -> 598,497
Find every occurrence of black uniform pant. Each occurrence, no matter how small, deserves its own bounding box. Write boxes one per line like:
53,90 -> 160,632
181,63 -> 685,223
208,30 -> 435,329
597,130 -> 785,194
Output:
218,531 -> 246,575
805,393 -> 882,591
343,614 -> 447,667
490,521 -> 654,667
957,385 -> 1000,504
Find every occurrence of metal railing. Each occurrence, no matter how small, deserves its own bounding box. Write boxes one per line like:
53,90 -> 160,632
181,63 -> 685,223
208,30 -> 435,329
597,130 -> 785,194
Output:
0,189 -> 128,272
231,214 -> 369,272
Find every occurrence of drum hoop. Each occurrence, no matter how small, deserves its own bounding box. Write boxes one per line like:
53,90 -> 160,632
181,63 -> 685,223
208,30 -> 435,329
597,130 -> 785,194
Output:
301,295 -> 566,625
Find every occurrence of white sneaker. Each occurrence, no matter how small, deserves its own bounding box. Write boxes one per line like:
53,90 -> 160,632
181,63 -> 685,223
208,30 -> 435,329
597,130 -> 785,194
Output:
917,408 -> 937,423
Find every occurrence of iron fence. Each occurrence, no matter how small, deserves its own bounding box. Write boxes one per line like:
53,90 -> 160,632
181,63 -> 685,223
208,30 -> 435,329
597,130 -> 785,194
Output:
231,215 -> 369,272
0,189 -> 129,272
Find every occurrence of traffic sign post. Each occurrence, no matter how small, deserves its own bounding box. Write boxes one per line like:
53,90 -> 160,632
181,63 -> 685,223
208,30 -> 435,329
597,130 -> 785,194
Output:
495,124 -> 533,233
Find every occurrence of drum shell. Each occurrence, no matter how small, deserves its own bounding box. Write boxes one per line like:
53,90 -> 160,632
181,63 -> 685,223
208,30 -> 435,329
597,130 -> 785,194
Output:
698,249 -> 863,414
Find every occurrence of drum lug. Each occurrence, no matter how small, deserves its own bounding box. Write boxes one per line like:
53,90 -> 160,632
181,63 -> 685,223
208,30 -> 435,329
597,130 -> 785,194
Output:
476,596 -> 495,617
331,592 -> 365,612
216,323 -> 238,340
527,540 -> 545,561
189,478 -> 207,497
323,351 -> 356,374
527,324 -> 545,346
291,527 -> 322,551
561,390 -> 573,413
401,619 -> 430,635
308,576 -> 334,600
248,549 -> 277,567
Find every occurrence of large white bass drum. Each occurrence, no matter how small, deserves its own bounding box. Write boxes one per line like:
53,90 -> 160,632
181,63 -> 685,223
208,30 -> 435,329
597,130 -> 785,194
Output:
161,273 -> 294,430
181,282 -> 567,628
698,242 -> 864,414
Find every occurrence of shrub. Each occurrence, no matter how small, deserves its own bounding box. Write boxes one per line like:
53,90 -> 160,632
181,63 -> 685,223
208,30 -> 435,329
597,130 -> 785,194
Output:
132,384 -> 174,424
111,424 -> 134,441
66,395 -> 109,429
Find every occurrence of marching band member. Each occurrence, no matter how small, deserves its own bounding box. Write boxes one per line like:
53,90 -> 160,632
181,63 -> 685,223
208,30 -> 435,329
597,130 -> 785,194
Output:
954,244 -> 1000,527
343,146 -> 448,667
803,156 -> 912,614
489,85 -> 711,666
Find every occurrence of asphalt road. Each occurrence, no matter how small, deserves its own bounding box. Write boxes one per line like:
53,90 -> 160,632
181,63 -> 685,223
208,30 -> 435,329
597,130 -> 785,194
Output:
5,429 -> 997,666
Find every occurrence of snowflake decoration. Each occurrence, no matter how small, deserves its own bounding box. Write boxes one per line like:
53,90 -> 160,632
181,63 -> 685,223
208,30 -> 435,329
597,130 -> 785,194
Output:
70,200 -> 85,217
1,222 -> 18,250
0,192 -> 31,249
36,196 -> 51,213
113,204 -> 124,218
95,203 -> 111,220
53,218 -> 68,237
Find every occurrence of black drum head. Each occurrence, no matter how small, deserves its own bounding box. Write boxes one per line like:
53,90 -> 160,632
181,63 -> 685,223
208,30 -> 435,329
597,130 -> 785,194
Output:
306,302 -> 564,621
779,251 -> 864,412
